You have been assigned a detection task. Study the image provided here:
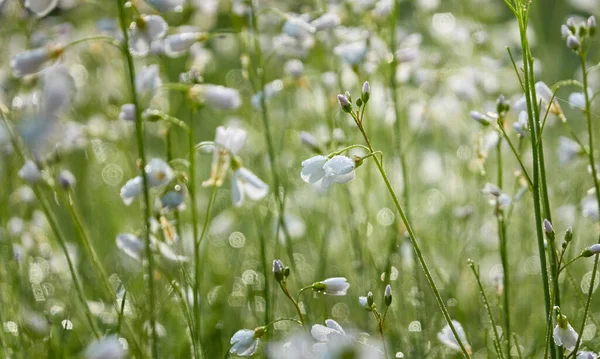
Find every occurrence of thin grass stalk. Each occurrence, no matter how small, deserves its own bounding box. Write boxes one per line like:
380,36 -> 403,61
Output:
115,1 -> 158,356
248,2 -> 299,277
496,135 -> 511,356
350,111 -> 472,358
512,4 -> 555,358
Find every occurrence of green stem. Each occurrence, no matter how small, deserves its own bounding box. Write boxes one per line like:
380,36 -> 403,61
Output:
572,251 -> 599,355
116,2 -> 158,357
350,113 -> 471,358
188,105 -> 202,359
497,126 -> 533,188
469,261 -> 505,359
249,3 -> 298,278
280,283 -> 306,328
513,6 -> 555,358
496,134 -> 511,356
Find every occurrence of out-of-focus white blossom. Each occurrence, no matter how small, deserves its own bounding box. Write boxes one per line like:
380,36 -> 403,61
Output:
11,46 -> 62,77
231,168 -> 269,207
203,126 -> 247,187
19,160 -> 42,184
84,335 -> 127,359
24,0 -> 58,18
164,32 -> 206,57
190,84 -> 241,109
437,320 -> 471,354
128,15 -> 168,57
230,329 -> 261,357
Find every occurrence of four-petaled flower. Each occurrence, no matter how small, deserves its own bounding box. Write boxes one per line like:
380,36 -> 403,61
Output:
301,155 -> 355,190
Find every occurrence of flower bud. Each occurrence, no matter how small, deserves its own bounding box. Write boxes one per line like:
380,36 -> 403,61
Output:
588,16 -> 596,37
367,291 -> 374,307
337,94 -> 352,113
384,284 -> 392,306
470,111 -> 491,126
273,259 -> 285,282
496,94 -> 510,115
361,81 -> 370,103
566,17 -> 577,32
567,35 -> 580,51
344,91 -> 352,104
119,104 -> 136,122
543,219 -> 554,235
353,155 -> 364,168
581,243 -> 600,257
58,170 -> 76,189
561,24 -> 572,39
564,226 -> 573,243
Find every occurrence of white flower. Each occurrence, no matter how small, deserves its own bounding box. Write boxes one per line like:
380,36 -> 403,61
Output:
437,320 -> 472,354
230,329 -> 260,357
84,335 -> 127,359
203,127 -> 247,187
58,170 -> 76,189
282,15 -> 315,39
24,0 -> 58,18
334,42 -> 367,65
231,168 -> 269,207
569,88 -> 593,110
19,160 -> 42,184
190,84 -> 242,110
554,322 -> 578,351
310,12 -> 340,31
119,104 -> 136,122
128,15 -> 168,57
558,136 -> 582,165
145,158 -> 174,187
120,176 -> 143,206
535,81 -> 563,117
319,277 -> 350,296
358,296 -> 368,308
311,319 -> 345,342
164,32 -> 205,57
513,111 -> 529,137
301,155 -> 355,190
115,233 -> 144,261
284,59 -> 305,78
577,352 -> 599,359
146,0 -> 184,12
135,65 -> 162,99
11,46 -> 62,77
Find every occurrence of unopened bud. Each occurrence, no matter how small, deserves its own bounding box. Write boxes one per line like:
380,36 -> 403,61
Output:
496,94 -> 510,115
353,155 -> 364,168
470,111 -> 491,126
564,226 -> 573,243
337,94 -> 352,113
273,259 -> 285,282
588,16 -> 596,37
367,291 -> 374,307
567,35 -> 580,51
384,284 -> 392,306
582,244 -> 600,257
361,81 -> 370,103
58,170 -> 76,189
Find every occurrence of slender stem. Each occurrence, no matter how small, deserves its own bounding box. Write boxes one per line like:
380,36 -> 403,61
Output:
497,126 -> 533,188
195,183 -> 218,355
496,134 -> 511,356
279,283 -> 306,327
116,2 -> 158,357
248,2 -> 298,277
349,112 -> 471,358
378,307 -> 390,359
513,7 -> 555,358
572,251 -> 599,355
188,105 -> 202,359
63,35 -> 120,50
469,261 -> 505,359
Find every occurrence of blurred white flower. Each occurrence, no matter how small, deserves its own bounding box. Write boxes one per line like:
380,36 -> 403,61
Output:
84,335 -> 127,359
116,233 -> 144,261
437,320 -> 471,354
135,65 -> 162,99
203,126 -> 247,187
334,41 -> 368,65
190,84 -> 241,109
284,59 -> 305,78
164,32 -> 206,57
554,316 -> 578,351
283,15 -> 316,39
120,176 -> 143,206
318,277 -> 350,296
230,329 -> 260,357
147,0 -> 184,12
311,319 -> 346,342
577,351 -> 599,359
159,188 -> 186,210
359,295 -> 368,308
535,81 -> 563,118
24,0 -> 58,18
301,155 -> 356,190
568,88 -> 593,110
311,12 -> 340,31
11,46 -> 62,77
513,111 -> 529,137
119,104 -> 136,122
231,168 -> 269,207
145,158 -> 174,187
19,160 -> 42,184
128,15 -> 168,57
58,170 -> 76,189
558,136 -> 583,165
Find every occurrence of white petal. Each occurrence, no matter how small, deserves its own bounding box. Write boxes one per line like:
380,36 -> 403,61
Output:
231,171 -> 244,207
311,324 -> 335,342
143,15 -> 168,40
224,127 -> 247,154
24,0 -> 58,17
10,48 -> 51,77
128,27 -> 150,57
568,92 -> 586,110
147,0 -> 184,12
238,168 -> 269,201
120,176 -> 143,205
42,64 -> 73,116
324,155 -> 354,176
300,155 -> 327,184
145,158 -> 173,187
116,233 -> 144,261
164,32 -> 201,57
325,319 -> 344,335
